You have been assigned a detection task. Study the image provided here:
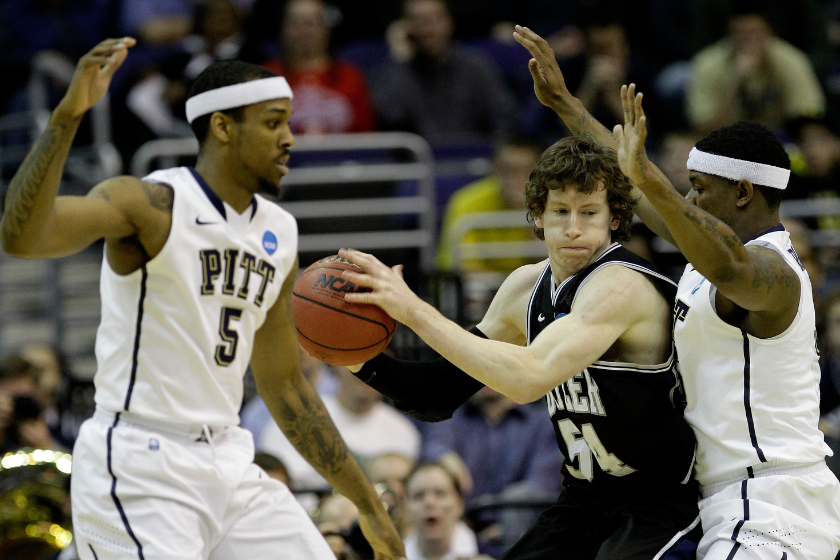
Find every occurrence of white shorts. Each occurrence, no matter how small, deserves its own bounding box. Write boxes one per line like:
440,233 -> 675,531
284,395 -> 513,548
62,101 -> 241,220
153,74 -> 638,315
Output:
71,411 -> 334,560
697,461 -> 840,559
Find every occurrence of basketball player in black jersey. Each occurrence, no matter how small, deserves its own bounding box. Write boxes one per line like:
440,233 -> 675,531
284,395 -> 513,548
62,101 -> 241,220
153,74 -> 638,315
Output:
337,135 -> 701,558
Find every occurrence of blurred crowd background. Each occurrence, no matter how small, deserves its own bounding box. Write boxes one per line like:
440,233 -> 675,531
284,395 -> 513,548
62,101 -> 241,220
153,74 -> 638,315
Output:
3,0 -> 840,559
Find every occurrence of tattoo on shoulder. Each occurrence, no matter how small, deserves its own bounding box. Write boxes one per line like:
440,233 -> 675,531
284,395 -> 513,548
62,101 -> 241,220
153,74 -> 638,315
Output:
140,182 -> 174,212
750,249 -> 797,293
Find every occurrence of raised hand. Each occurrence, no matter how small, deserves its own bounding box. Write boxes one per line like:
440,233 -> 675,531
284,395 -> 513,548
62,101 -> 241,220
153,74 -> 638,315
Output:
513,25 -> 570,111
613,84 -> 652,186
56,37 -> 136,120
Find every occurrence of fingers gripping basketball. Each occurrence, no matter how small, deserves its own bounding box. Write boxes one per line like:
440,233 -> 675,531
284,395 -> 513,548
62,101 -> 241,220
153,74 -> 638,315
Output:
291,255 -> 396,365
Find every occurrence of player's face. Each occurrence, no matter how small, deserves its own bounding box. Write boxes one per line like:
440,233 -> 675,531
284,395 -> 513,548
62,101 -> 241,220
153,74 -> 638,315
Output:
233,98 -> 295,197
406,466 -> 463,545
535,186 -> 619,277
686,171 -> 739,228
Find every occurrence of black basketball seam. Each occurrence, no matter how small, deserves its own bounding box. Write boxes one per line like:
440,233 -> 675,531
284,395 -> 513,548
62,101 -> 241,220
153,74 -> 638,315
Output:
291,292 -> 395,334
295,327 -> 391,352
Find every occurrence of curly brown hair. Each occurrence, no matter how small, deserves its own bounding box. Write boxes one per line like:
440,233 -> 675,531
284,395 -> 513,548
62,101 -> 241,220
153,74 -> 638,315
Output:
525,136 -> 634,241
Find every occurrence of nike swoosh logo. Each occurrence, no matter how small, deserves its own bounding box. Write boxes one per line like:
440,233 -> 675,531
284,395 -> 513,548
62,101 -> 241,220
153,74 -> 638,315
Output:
538,313 -> 545,322
196,217 -> 218,225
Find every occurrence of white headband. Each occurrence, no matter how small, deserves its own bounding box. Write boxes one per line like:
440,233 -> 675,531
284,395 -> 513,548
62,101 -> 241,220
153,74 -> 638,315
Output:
185,76 -> 293,124
686,147 -> 789,190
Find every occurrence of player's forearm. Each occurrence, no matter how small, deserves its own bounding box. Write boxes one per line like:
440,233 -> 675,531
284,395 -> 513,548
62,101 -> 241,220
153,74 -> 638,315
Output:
260,372 -> 382,513
1,111 -> 82,256
634,167 -> 751,285
404,302 -> 551,404
353,338 -> 485,422
550,94 -> 617,150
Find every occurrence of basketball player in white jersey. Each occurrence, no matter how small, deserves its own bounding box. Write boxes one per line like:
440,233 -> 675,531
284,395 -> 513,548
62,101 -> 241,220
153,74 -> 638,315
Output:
0,39 -> 405,560
513,25 -> 840,559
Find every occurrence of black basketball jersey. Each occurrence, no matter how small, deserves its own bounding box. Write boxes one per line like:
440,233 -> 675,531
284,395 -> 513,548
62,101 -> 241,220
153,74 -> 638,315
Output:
527,243 -> 697,498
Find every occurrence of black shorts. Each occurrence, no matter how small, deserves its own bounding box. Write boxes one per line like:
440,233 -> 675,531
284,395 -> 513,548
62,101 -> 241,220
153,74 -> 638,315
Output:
501,482 -> 701,560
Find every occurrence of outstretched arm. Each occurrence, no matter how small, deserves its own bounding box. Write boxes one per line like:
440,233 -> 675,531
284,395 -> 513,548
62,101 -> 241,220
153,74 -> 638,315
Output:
339,249 -> 647,405
251,263 -> 405,560
613,86 -> 800,317
1,38 -> 136,257
513,26 -> 675,245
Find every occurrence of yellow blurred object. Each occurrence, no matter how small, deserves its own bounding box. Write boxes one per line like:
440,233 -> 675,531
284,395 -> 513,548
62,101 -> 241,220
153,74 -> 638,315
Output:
0,448 -> 73,560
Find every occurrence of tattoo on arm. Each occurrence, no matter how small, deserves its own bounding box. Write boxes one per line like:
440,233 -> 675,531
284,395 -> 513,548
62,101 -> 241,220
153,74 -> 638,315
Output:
749,251 -> 796,293
567,113 -> 613,142
681,204 -> 741,249
274,381 -> 349,477
2,123 -> 66,240
140,182 -> 174,212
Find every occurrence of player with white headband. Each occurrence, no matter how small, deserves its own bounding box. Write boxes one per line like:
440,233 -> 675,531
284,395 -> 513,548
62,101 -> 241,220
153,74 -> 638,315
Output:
512,27 -> 840,558
609,86 -> 839,558
0,40 -> 405,560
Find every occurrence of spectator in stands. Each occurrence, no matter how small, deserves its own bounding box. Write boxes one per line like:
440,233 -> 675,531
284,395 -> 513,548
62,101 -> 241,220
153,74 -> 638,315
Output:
573,19 -> 651,133
118,0 -> 195,46
0,0 -> 115,111
261,0 -> 376,134
403,462 -> 481,560
0,354 -> 67,453
655,132 -> 700,196
121,0 -> 244,154
254,451 -> 292,487
686,6 -> 825,134
251,364 -> 421,492
421,386 -> 562,556
372,0 -> 519,143
787,117 -> 840,225
365,453 -> 416,536
819,288 -> 840,477
690,0 -> 830,75
522,16 -> 655,146
19,343 -> 84,449
437,136 -> 542,272
318,493 -> 361,560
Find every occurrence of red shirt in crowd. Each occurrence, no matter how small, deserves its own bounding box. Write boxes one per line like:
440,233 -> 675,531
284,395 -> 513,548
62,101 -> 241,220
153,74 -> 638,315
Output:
262,59 -> 376,134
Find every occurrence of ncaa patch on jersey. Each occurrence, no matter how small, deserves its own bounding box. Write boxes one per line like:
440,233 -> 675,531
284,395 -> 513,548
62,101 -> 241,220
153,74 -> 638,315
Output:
263,231 -> 277,255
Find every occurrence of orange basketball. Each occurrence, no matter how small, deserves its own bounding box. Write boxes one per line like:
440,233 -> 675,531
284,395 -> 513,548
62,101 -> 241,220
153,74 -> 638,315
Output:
292,255 -> 397,365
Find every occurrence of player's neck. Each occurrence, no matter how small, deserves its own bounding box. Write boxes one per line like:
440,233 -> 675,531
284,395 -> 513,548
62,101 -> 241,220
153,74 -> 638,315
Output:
194,157 -> 255,214
733,212 -> 781,244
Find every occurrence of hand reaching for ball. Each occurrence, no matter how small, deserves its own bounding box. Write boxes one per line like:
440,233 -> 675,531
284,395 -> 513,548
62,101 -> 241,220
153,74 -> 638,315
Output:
292,255 -> 396,365
337,248 -> 419,326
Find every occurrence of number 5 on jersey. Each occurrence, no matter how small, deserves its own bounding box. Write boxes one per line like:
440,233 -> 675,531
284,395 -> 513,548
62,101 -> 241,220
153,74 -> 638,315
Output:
557,419 -> 636,481
216,306 -> 242,366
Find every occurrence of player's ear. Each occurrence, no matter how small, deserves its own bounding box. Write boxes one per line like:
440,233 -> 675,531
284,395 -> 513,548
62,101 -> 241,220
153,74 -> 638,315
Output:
209,111 -> 233,143
533,212 -> 544,229
609,214 -> 620,231
735,180 -> 754,208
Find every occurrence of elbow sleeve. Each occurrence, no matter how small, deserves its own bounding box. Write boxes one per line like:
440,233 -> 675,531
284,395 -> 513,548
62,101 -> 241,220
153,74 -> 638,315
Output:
351,326 -> 487,422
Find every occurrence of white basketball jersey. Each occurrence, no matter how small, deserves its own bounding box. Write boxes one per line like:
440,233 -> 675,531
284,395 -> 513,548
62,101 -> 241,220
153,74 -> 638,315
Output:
93,167 -> 297,427
674,225 -> 830,487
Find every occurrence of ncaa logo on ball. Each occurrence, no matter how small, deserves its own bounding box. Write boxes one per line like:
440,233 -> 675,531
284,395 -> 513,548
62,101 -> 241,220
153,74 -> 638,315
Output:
263,231 -> 277,255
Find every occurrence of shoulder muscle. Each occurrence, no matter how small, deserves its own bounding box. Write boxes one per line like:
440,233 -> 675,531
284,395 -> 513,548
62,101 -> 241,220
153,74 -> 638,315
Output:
477,260 -> 545,343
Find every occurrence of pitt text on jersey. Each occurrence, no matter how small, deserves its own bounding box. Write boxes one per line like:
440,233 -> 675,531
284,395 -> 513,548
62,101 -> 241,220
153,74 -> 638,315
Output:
199,248 -> 277,366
